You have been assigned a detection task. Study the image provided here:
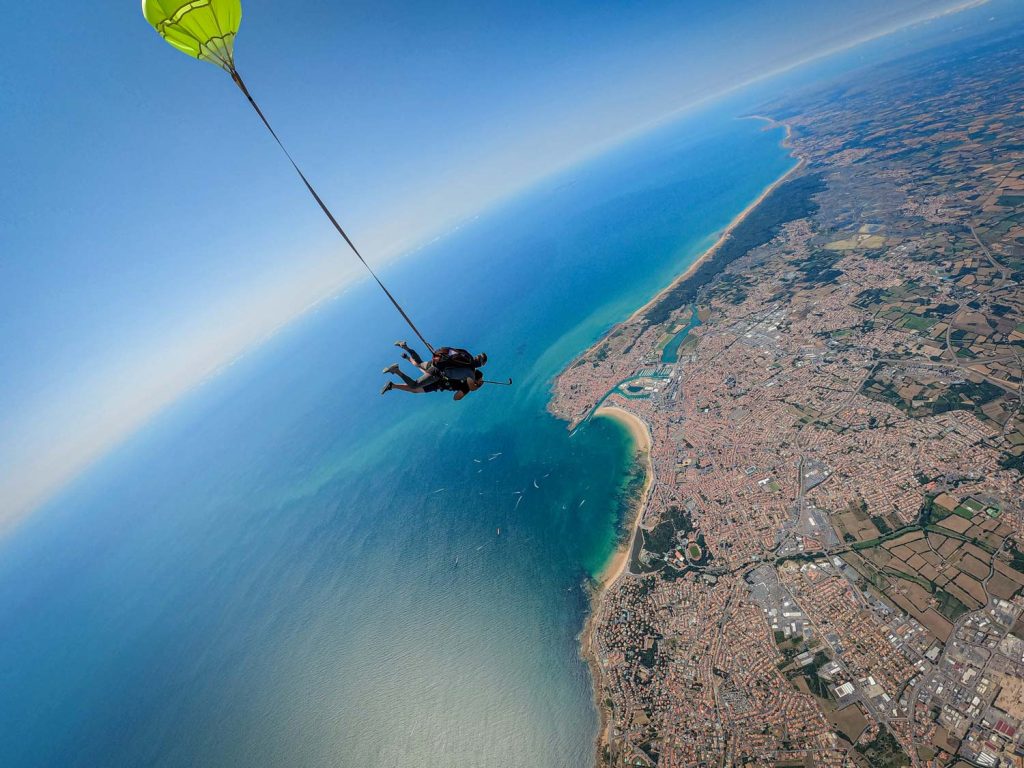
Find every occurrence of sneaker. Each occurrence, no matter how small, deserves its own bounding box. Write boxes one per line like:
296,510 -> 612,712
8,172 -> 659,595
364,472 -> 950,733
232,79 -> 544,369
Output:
394,340 -> 409,349
380,381 -> 394,395
382,363 -> 401,375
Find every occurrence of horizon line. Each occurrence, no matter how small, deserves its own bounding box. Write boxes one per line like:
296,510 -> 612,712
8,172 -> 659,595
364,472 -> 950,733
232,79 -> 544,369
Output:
0,0 -> 992,533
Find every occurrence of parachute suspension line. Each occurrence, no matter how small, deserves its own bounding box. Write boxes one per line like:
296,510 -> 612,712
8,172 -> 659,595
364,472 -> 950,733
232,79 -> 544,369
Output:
228,69 -> 435,354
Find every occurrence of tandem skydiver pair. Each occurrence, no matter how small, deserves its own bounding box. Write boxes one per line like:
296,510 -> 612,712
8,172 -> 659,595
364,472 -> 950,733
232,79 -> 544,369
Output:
381,343 -> 488,401
143,1 -> 509,402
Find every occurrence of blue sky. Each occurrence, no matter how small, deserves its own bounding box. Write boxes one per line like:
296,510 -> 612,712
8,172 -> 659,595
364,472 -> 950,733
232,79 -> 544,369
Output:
0,0 -> 997,524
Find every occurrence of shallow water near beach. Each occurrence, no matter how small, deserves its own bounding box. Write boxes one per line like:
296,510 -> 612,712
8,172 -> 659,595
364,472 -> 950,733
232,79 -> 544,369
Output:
0,100 -> 793,767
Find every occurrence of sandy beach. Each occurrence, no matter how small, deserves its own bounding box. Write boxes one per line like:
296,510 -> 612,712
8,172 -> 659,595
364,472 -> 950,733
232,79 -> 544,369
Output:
625,119 -> 805,326
567,121 -> 806,764
591,406 -> 652,585
580,405 -> 654,760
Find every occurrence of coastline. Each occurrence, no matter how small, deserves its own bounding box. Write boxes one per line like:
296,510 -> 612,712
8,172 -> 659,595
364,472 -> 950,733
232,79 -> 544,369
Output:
592,406 -> 652,586
558,119 -> 805,766
624,119 -> 804,325
582,405 -> 654,763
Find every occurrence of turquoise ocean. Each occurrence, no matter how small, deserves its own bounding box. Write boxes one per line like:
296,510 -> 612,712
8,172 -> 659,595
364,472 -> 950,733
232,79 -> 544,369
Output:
0,102 -> 793,767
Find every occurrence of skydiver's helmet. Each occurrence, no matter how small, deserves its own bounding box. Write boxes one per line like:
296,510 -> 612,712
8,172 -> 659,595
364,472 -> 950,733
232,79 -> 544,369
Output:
474,352 -> 488,367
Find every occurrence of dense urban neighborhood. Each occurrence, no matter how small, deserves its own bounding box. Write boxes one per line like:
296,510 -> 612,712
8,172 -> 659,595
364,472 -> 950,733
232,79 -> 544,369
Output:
553,27 -> 1024,768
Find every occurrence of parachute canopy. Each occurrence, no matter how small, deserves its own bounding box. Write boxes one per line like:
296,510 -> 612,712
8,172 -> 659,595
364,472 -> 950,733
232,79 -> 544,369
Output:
142,0 -> 242,72
141,0 -> 438,354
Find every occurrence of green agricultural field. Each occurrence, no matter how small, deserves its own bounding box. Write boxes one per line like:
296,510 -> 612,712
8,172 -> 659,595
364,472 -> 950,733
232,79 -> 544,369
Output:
901,314 -> 936,331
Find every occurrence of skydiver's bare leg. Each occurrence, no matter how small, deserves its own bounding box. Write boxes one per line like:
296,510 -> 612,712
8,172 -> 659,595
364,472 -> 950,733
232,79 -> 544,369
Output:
410,359 -> 432,375
396,341 -> 424,366
391,383 -> 427,394
395,368 -> 421,387
384,363 -> 421,387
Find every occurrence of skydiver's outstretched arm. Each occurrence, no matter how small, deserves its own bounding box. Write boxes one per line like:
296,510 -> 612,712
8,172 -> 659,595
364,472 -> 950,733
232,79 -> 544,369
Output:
452,374 -> 484,400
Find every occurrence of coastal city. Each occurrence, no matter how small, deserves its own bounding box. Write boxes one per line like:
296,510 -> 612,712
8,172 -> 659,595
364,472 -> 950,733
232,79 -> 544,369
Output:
552,26 -> 1024,768
10,4 -> 1024,768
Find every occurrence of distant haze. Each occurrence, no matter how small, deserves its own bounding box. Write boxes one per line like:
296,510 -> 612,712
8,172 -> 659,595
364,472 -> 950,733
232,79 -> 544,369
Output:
0,0 -> 994,527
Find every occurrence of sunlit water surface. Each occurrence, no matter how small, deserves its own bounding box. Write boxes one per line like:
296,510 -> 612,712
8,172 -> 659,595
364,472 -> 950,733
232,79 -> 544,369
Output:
0,104 -> 793,767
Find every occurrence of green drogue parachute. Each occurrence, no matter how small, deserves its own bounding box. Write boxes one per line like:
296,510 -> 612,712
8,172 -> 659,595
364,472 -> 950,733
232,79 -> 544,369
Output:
142,0 -> 241,72
141,0 -> 435,353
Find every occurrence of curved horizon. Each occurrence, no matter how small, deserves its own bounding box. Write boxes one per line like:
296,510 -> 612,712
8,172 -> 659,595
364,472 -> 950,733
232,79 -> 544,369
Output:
0,0 -> 996,530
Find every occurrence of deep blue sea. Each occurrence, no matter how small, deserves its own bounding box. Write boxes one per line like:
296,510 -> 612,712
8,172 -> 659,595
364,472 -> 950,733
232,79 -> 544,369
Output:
0,102 -> 793,767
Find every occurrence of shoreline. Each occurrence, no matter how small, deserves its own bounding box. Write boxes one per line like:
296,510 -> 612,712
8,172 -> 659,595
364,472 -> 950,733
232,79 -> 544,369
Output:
581,405 -> 654,763
624,116 -> 804,325
558,119 -> 805,766
592,406 -> 652,585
